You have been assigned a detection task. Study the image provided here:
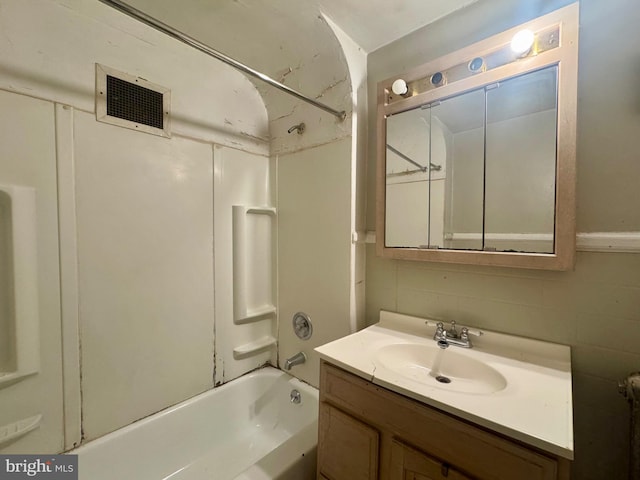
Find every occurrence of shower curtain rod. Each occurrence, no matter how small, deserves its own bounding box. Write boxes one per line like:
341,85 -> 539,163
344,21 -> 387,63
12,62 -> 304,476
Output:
97,0 -> 347,121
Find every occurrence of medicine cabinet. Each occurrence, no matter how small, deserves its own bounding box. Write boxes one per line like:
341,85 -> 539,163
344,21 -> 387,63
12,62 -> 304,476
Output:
376,4 -> 578,270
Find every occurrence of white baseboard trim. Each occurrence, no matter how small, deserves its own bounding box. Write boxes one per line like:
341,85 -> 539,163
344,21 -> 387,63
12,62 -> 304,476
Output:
576,232 -> 640,253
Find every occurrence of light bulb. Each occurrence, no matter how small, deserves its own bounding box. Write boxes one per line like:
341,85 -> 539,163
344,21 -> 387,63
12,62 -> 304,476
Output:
391,79 -> 408,96
511,29 -> 535,56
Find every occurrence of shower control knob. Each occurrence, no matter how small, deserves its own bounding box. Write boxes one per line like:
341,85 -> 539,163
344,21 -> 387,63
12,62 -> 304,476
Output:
292,312 -> 313,340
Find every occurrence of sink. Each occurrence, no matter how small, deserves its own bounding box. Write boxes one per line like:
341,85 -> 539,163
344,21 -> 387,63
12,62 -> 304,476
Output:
316,310 -> 573,458
373,343 -> 507,395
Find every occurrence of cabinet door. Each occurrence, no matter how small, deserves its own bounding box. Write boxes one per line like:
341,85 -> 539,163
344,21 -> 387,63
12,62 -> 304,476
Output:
318,402 -> 379,480
390,440 -> 473,480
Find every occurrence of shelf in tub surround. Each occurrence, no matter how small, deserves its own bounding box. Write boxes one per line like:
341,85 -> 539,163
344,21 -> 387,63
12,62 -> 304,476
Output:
315,310 -> 574,459
245,207 -> 276,215
0,414 -> 42,447
233,305 -> 277,325
0,184 -> 39,390
232,204 -> 277,323
233,335 -> 277,359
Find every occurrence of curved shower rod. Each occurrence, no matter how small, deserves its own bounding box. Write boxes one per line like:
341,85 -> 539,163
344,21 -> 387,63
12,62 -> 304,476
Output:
97,0 -> 347,121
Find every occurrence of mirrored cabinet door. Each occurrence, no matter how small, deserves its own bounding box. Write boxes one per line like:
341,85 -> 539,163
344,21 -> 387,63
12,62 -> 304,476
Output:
484,67 -> 558,254
384,67 -> 559,255
385,107 -> 430,248
436,88 -> 485,251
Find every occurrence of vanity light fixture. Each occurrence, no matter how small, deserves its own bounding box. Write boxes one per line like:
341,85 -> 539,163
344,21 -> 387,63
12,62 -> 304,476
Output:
391,78 -> 409,96
468,57 -> 485,73
510,29 -> 535,56
430,71 -> 445,86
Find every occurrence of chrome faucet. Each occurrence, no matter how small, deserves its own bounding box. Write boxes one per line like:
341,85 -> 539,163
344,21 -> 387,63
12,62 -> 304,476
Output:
284,352 -> 306,370
430,320 -> 482,349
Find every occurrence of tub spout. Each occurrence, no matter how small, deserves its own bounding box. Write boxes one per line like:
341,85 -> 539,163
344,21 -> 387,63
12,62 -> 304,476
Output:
284,352 -> 306,371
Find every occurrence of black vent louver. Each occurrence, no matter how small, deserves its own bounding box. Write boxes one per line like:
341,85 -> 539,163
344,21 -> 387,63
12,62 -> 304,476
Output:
106,75 -> 164,129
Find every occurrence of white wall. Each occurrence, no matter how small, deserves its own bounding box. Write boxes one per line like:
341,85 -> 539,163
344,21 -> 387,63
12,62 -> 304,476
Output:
277,138 -> 353,386
0,0 -> 270,450
74,112 -> 216,441
273,15 -> 364,387
324,12 -> 369,337
116,0 -> 361,388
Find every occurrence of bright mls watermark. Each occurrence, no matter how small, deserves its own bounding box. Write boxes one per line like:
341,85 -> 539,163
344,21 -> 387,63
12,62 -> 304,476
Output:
0,455 -> 77,479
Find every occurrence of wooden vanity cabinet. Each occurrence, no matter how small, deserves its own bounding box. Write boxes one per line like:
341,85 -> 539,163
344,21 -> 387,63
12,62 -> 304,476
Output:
317,361 -> 571,480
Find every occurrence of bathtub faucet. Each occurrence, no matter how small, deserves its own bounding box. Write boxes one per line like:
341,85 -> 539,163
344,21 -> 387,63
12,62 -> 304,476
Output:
284,352 -> 306,371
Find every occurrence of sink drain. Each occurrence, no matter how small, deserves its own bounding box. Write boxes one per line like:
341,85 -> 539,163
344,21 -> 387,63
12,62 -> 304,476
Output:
435,375 -> 451,384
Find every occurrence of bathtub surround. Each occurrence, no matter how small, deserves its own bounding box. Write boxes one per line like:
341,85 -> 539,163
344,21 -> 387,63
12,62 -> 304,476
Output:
214,147 -> 276,384
74,114 -> 217,439
0,0 -> 271,450
366,0 -> 640,478
0,0 -> 361,457
124,0 -> 362,389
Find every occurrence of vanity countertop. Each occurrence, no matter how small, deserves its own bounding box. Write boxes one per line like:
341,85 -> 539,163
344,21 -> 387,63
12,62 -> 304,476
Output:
315,310 -> 573,459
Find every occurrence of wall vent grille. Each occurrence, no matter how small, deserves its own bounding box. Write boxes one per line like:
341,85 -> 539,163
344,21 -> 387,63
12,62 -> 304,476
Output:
106,75 -> 164,129
96,64 -> 170,137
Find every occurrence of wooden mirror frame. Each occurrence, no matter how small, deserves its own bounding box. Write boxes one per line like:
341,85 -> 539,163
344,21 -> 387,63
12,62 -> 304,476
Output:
376,3 -> 578,270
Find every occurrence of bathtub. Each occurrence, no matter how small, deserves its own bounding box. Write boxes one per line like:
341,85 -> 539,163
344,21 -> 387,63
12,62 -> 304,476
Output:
71,367 -> 318,480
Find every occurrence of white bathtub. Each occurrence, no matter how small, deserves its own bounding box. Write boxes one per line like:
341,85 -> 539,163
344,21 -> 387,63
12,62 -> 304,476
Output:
71,367 -> 318,480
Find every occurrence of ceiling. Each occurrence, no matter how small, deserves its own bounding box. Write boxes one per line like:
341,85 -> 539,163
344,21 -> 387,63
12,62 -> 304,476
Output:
318,0 -> 478,52
124,0 -> 479,60
117,0 -> 480,138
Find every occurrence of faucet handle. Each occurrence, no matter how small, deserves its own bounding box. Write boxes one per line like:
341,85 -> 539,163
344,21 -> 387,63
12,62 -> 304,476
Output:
425,320 -> 445,340
460,326 -> 483,338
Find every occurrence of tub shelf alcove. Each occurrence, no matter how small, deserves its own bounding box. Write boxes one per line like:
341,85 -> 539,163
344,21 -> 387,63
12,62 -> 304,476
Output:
231,205 -> 277,360
0,184 -> 39,390
232,335 -> 278,360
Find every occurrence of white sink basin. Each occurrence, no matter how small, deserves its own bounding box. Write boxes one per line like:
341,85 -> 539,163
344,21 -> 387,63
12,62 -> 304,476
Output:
374,343 -> 507,394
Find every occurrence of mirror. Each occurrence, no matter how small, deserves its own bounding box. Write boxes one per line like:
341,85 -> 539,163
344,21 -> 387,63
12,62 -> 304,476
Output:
377,4 -> 578,270
386,67 -> 558,254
